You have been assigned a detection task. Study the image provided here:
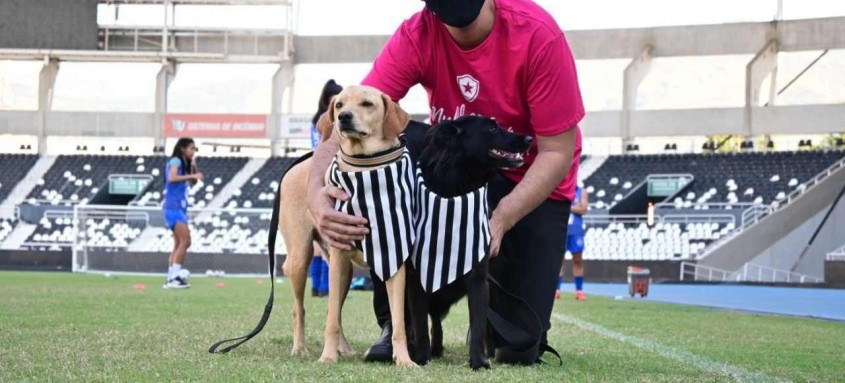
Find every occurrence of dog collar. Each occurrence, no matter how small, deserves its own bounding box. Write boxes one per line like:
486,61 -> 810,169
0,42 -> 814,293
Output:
339,144 -> 406,168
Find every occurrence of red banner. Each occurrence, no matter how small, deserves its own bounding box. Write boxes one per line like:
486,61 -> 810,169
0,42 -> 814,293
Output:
164,114 -> 267,138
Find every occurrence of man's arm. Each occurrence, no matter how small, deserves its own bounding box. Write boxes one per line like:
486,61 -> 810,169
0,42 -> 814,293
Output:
306,134 -> 368,250
488,31 -> 584,256
488,128 -> 576,256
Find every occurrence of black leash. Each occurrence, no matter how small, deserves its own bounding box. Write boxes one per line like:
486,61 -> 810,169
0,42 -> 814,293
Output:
487,276 -> 562,366
208,154 -> 309,354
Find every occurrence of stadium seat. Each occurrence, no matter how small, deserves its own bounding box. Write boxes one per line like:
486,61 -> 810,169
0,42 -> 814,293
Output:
0,154 -> 39,204
224,157 -> 297,209
585,150 -> 845,208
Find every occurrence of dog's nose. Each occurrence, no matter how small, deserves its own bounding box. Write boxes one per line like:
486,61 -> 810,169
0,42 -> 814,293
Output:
338,111 -> 353,124
524,136 -> 534,145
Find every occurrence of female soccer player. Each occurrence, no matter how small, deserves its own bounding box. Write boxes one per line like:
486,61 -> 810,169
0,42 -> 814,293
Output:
163,137 -> 203,289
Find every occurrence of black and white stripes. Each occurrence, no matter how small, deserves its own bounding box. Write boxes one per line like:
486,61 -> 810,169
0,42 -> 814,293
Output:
328,149 -> 416,282
412,168 -> 490,293
327,148 -> 490,291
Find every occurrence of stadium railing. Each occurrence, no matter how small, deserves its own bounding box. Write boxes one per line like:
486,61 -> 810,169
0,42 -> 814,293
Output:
679,261 -> 824,283
679,261 -> 739,282
739,263 -> 824,283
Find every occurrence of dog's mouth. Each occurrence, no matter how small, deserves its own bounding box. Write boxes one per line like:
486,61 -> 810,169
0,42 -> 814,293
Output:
339,124 -> 367,137
489,148 -> 525,168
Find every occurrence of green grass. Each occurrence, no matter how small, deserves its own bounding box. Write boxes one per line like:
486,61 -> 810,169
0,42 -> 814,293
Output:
0,272 -> 843,382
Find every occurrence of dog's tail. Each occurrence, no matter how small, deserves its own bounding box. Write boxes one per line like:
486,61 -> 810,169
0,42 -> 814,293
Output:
208,152 -> 314,354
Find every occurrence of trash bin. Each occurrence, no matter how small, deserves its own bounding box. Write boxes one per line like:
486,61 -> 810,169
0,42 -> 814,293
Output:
627,266 -> 651,298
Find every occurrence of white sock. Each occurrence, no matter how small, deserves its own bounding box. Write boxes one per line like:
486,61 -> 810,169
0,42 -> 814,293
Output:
173,264 -> 182,278
167,266 -> 175,280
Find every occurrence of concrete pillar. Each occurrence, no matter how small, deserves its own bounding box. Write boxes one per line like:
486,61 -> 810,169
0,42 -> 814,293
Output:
270,62 -> 294,157
155,60 -> 177,151
37,58 -> 60,155
621,46 -> 653,151
744,39 -> 778,140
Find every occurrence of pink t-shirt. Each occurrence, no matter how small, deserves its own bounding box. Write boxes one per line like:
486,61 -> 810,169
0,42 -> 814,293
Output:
362,0 -> 584,202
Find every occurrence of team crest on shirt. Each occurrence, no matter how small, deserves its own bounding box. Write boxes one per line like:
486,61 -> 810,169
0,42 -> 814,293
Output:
456,74 -> 480,102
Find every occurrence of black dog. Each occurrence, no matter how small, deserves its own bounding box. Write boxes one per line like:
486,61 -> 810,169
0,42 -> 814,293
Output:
406,116 -> 532,369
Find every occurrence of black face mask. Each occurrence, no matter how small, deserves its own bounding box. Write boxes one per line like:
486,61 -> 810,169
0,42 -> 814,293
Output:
424,0 -> 486,28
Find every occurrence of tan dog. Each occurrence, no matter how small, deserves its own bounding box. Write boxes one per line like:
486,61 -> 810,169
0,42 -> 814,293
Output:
279,85 -> 416,366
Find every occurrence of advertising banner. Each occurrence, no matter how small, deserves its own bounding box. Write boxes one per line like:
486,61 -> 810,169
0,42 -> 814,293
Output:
164,114 -> 267,138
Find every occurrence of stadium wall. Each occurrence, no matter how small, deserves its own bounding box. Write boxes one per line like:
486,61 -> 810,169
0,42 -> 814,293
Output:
0,250 -> 71,271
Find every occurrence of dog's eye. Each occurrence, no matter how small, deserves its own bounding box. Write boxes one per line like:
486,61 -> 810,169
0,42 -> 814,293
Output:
361,101 -> 374,108
335,102 -> 343,109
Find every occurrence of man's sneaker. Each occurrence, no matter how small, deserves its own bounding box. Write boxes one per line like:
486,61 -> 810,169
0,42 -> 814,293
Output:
163,276 -> 190,289
575,291 -> 586,301
363,321 -> 393,363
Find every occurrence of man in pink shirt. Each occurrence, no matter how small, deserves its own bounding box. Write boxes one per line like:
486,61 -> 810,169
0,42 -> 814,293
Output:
307,0 -> 583,364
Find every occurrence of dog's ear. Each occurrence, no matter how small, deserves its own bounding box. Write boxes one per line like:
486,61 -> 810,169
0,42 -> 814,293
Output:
315,96 -> 337,143
381,93 -> 410,141
428,119 -> 463,148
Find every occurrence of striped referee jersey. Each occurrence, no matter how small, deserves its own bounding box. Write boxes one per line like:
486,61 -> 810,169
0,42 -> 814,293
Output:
412,167 -> 490,293
327,148 -> 416,282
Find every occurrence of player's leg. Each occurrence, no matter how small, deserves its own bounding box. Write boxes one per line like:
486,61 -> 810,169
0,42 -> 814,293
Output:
571,236 -> 586,300
167,230 -> 181,282
168,221 -> 191,288
310,255 -> 322,297
319,257 -> 330,296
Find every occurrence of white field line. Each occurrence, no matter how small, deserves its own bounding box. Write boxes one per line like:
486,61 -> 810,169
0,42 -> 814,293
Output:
552,313 -> 790,383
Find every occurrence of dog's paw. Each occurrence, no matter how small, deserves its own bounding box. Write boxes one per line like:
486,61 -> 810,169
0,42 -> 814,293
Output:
338,346 -> 356,357
411,354 -> 430,366
290,346 -> 310,357
470,357 -> 491,371
431,345 -> 444,359
395,358 -> 420,368
318,353 -> 339,363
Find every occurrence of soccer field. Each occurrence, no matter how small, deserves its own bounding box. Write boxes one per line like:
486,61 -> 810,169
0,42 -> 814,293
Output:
1,272 -> 843,382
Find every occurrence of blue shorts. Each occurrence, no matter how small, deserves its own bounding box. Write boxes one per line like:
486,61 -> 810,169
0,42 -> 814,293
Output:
163,209 -> 188,230
566,235 -> 585,254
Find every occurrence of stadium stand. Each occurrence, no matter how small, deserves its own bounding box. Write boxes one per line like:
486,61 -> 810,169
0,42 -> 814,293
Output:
586,150 -> 845,209
24,215 -> 74,251
2,150 -> 841,262
0,154 -> 39,203
26,155 -> 160,206
133,156 -> 249,207
224,157 -> 297,209
0,218 -> 17,243
584,221 -> 734,260
19,155 -> 248,251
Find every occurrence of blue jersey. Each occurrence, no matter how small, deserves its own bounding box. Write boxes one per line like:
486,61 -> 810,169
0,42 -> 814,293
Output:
567,186 -> 584,236
163,157 -> 189,211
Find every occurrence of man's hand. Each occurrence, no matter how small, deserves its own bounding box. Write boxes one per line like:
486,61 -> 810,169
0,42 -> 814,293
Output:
308,185 -> 368,251
488,202 -> 517,258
